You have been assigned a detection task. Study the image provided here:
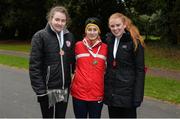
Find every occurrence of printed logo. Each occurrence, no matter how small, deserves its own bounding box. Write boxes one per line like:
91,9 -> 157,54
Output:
66,41 -> 71,47
122,45 -> 127,49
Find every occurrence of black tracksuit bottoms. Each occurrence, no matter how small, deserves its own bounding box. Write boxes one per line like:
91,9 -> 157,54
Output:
38,95 -> 68,118
108,106 -> 137,118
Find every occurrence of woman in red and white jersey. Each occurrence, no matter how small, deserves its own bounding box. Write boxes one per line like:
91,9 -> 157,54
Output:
71,17 -> 107,118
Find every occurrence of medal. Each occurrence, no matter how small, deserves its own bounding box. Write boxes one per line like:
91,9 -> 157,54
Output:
113,60 -> 116,67
59,49 -> 64,56
93,60 -> 98,65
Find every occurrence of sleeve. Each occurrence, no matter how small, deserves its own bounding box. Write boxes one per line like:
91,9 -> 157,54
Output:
133,43 -> 145,107
29,31 -> 46,96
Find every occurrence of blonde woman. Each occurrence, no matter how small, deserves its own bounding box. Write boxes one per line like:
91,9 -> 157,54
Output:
104,12 -> 145,118
71,17 -> 107,118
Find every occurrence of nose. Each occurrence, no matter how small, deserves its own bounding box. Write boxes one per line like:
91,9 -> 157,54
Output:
58,20 -> 63,25
113,26 -> 118,30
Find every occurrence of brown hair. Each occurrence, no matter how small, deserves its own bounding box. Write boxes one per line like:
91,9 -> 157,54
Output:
46,6 -> 70,25
109,13 -> 145,50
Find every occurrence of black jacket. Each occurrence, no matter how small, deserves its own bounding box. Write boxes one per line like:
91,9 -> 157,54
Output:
29,24 -> 75,96
104,32 -> 145,108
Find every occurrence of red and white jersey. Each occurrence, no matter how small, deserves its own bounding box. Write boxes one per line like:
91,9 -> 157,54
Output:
71,38 -> 107,101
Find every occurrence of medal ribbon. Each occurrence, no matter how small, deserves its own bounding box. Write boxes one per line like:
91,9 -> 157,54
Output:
83,38 -> 101,58
113,37 -> 120,59
56,30 -> 65,89
56,30 -> 64,49
88,45 -> 101,58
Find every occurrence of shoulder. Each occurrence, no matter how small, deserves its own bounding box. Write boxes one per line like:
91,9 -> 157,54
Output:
75,41 -> 83,46
31,29 -> 46,44
33,29 -> 45,38
65,32 -> 73,37
121,31 -> 132,42
65,32 -> 74,39
75,41 -> 84,52
65,32 -> 76,46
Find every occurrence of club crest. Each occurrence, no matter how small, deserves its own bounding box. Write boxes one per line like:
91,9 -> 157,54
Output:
66,41 -> 71,47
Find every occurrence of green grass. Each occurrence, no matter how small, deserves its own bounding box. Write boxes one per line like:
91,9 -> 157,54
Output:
143,35 -> 160,41
0,54 -> 28,69
145,75 -> 180,104
145,43 -> 180,70
0,44 -> 30,52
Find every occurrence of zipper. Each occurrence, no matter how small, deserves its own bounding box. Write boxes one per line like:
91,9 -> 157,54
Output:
46,66 -> 50,90
56,32 -> 65,90
60,54 -> 65,89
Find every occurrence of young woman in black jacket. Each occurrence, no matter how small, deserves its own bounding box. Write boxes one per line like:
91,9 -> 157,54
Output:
29,6 -> 75,118
104,12 -> 145,118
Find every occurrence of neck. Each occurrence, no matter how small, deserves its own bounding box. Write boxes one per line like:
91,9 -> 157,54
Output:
89,39 -> 97,46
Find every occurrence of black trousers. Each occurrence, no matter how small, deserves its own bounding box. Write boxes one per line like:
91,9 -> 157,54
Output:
38,95 -> 68,118
72,97 -> 103,118
108,106 -> 137,118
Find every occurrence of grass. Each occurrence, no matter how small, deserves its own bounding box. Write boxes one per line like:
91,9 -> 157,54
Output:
0,44 -> 30,52
145,42 -> 180,70
143,35 -> 160,41
145,75 -> 180,104
0,54 -> 28,69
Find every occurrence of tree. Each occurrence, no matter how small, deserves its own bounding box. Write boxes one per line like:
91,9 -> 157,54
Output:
1,0 -> 179,44
160,0 -> 179,44
0,0 -> 47,40
131,0 -> 179,44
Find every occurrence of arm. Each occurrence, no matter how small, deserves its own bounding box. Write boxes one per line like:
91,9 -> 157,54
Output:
133,43 -> 145,107
29,31 -> 46,96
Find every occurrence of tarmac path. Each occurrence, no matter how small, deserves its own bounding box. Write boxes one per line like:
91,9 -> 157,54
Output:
0,65 -> 180,118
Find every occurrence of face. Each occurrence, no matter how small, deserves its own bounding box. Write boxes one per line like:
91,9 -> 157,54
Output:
85,25 -> 99,41
50,11 -> 66,32
109,17 -> 126,38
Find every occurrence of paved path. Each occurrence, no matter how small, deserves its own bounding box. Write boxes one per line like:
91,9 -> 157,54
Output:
0,65 -> 179,118
0,50 -> 29,58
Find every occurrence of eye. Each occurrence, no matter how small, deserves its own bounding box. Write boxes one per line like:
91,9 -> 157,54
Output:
116,24 -> 121,27
110,25 -> 115,28
93,28 -> 98,31
87,28 -> 92,31
61,19 -> 66,23
54,18 -> 60,21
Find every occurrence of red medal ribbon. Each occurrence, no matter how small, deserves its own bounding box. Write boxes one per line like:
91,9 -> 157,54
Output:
113,60 -> 116,67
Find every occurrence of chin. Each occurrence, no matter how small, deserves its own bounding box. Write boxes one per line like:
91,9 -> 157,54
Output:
56,29 -> 63,32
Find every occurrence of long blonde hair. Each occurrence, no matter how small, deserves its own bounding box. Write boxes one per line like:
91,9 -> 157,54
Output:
109,13 -> 145,51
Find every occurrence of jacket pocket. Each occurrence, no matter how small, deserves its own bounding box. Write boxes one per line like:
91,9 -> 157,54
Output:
46,64 -> 61,89
46,66 -> 51,88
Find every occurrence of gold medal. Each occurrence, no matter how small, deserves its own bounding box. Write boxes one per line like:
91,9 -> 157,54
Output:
93,60 -> 98,65
59,49 -> 64,56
